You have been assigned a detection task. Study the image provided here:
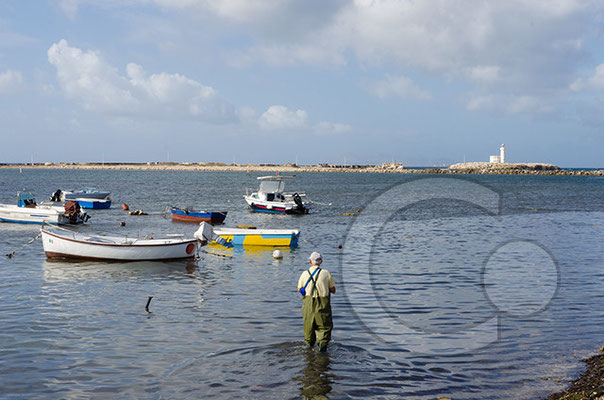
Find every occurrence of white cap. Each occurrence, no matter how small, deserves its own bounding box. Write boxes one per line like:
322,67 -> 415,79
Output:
309,252 -> 322,265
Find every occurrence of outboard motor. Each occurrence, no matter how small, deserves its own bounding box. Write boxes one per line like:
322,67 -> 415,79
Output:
292,193 -> 307,213
64,200 -> 89,223
50,189 -> 63,202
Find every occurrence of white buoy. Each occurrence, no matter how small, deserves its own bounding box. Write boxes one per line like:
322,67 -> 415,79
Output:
273,250 -> 283,259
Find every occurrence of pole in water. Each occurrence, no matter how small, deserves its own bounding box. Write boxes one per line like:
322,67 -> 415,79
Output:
145,296 -> 153,312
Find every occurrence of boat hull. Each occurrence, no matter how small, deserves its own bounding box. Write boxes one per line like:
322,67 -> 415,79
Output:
75,199 -> 112,209
247,202 -> 308,214
41,230 -> 200,261
212,228 -> 300,247
169,207 -> 227,224
0,205 -> 65,224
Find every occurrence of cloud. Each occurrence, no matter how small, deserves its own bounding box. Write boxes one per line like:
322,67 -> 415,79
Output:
467,65 -> 501,84
571,64 -> 604,91
0,69 -> 23,92
154,0 -> 347,40
48,39 -> 236,123
466,93 -> 555,115
258,105 -> 308,130
366,74 -> 432,100
466,95 -> 494,111
257,105 -> 352,134
60,0 -> 79,20
153,1 -> 603,98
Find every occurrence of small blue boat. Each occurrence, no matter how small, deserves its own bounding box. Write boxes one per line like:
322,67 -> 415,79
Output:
74,198 -> 112,209
169,206 -> 227,225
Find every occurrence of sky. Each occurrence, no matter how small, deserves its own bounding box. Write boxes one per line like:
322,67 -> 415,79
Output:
1,1 -> 604,167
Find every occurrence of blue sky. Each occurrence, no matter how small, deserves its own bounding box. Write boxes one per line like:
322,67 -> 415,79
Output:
1,1 -> 603,167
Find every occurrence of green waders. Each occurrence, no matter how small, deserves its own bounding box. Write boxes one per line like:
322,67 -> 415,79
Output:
301,269 -> 333,351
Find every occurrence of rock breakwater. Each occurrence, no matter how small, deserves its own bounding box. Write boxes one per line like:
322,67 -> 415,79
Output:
2,162 -> 603,176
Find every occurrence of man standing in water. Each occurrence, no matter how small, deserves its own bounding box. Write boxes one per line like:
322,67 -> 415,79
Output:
298,252 -> 336,352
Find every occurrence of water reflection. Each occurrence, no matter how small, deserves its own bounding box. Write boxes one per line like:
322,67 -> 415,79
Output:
202,244 -> 296,268
42,258 -> 201,282
295,349 -> 333,399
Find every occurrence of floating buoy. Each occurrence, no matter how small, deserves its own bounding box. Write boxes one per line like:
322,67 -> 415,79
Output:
273,250 -> 283,259
120,221 -> 126,227
129,210 -> 148,216
338,244 -> 342,249
122,203 -> 129,210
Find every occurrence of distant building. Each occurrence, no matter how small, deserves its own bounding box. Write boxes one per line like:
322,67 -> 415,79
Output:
489,144 -> 506,163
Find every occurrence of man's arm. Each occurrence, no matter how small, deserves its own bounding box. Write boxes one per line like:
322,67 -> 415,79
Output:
328,274 -> 336,294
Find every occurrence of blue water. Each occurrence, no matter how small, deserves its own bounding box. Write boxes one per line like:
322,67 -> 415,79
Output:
1,169 -> 603,399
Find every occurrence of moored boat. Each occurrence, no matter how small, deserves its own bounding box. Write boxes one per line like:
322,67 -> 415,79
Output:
0,192 -> 89,225
41,224 -> 203,261
168,205 -> 227,224
244,175 -> 309,214
51,188 -> 110,202
210,226 -> 300,247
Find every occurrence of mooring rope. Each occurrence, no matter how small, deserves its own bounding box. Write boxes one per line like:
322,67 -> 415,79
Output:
6,232 -> 42,258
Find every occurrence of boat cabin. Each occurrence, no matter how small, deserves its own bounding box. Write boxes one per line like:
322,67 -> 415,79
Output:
255,176 -> 293,201
17,192 -> 37,207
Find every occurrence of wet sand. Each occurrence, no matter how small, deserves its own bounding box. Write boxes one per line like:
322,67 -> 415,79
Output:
2,162 -> 604,176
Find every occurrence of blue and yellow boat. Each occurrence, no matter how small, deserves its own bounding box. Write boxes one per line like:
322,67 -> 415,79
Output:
211,227 -> 300,247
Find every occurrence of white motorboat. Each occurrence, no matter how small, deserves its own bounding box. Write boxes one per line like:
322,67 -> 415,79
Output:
244,175 -> 309,214
51,188 -> 110,202
0,192 -> 88,225
41,224 -> 207,261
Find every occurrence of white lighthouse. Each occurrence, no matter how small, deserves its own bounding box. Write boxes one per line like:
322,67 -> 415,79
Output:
489,144 -> 506,163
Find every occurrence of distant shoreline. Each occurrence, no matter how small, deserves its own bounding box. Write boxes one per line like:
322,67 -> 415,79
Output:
2,162 -> 604,176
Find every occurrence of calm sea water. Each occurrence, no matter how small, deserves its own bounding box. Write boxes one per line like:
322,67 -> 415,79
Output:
1,169 -> 603,399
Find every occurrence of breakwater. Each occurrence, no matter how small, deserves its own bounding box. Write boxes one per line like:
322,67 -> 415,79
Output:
2,162 -> 604,176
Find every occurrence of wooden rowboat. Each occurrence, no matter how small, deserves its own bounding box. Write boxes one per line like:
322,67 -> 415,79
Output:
41,225 -> 201,261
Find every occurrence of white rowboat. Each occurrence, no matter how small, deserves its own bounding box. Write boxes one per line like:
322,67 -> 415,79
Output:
41,225 -> 201,261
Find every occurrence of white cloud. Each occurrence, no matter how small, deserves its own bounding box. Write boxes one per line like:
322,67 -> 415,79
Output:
571,64 -> 604,91
366,74 -> 432,100
48,39 -> 236,123
60,0 -> 79,20
0,69 -> 23,92
466,93 -> 555,114
466,95 -> 494,111
467,65 -> 501,84
258,105 -> 308,130
154,0 -> 602,96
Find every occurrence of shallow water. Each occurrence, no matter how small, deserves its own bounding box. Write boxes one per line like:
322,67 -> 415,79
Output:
1,169 -> 603,399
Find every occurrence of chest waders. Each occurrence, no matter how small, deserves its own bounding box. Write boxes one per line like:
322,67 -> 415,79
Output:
301,268 -> 333,350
